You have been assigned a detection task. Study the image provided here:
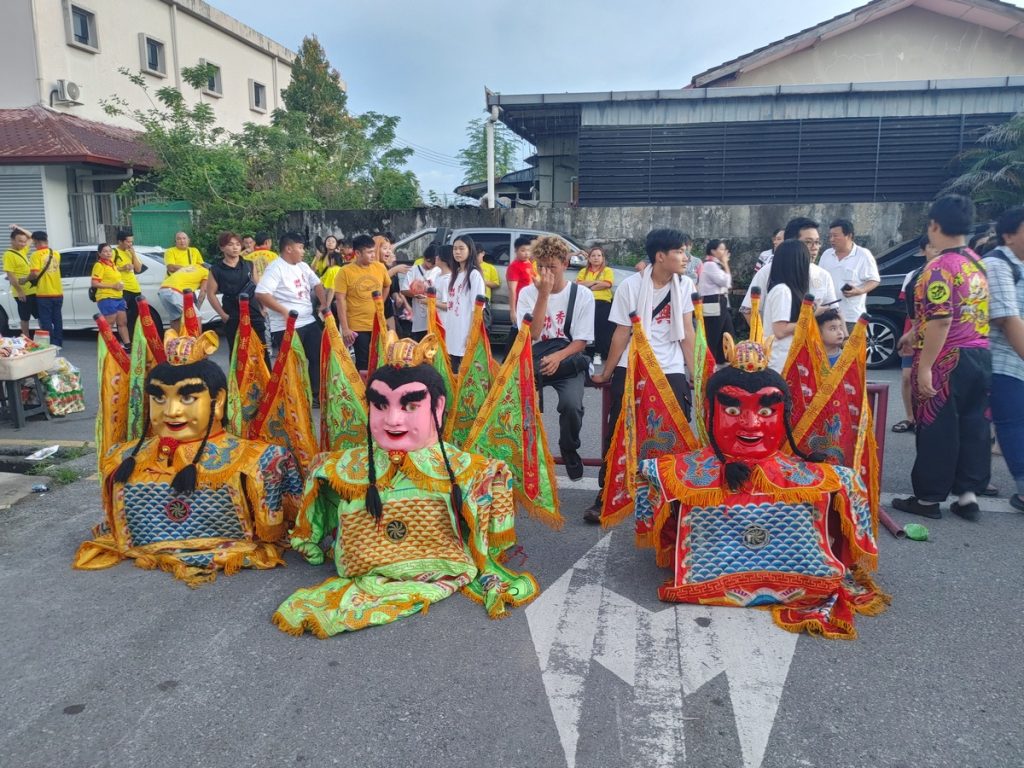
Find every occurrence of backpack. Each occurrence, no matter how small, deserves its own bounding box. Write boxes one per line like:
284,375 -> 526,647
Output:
983,247 -> 1022,286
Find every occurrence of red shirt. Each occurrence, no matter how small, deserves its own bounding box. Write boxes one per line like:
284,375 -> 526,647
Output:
507,259 -> 536,307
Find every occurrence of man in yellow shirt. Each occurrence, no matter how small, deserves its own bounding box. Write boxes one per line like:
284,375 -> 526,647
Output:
28,231 -> 62,347
113,229 -> 144,335
4,225 -> 35,335
159,261 -> 208,329
243,231 -> 278,284
164,231 -> 204,274
335,233 -> 391,370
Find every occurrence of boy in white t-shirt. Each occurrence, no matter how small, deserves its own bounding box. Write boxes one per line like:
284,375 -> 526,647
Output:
584,228 -> 697,523
516,236 -> 595,482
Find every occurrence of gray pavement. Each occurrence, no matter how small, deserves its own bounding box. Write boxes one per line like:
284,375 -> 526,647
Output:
1,332 -> 1022,768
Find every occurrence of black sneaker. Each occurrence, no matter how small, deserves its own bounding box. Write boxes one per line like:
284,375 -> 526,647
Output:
950,500 -> 980,522
583,502 -> 602,525
892,496 -> 943,519
1010,494 -> 1024,513
564,451 -> 584,481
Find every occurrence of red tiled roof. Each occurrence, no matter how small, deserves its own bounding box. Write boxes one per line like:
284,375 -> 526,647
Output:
0,105 -> 156,169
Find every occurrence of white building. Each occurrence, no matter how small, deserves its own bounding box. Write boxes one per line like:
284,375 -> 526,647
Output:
0,0 -> 301,247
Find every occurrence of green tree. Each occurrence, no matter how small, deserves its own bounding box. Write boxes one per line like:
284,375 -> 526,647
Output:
368,168 -> 422,209
102,39 -> 421,250
457,117 -> 524,184
276,36 -> 352,153
943,112 -> 1024,207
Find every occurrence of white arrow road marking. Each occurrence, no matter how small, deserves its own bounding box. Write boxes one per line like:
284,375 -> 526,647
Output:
526,531 -> 799,768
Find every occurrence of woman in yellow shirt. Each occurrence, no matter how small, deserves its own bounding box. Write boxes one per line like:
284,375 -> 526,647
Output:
576,246 -> 615,358
91,243 -> 130,346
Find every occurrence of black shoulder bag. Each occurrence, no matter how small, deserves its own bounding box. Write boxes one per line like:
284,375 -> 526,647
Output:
26,250 -> 53,287
532,283 -> 591,384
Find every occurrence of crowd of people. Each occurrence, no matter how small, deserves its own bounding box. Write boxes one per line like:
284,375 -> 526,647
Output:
7,191 -> 1024,518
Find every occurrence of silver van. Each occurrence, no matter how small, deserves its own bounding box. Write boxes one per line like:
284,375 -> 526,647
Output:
392,227 -> 594,330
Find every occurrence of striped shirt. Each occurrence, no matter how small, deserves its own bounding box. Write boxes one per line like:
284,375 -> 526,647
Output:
984,245 -> 1024,382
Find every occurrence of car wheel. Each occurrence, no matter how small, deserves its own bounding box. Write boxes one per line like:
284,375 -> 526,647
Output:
866,315 -> 900,369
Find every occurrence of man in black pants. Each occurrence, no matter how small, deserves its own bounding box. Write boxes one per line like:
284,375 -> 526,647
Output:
893,195 -> 992,521
584,228 -> 697,523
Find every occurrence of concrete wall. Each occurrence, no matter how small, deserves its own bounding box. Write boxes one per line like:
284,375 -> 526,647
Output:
0,0 -> 294,133
0,1 -> 41,109
41,166 -> 73,249
731,7 -> 1024,87
285,201 -> 932,284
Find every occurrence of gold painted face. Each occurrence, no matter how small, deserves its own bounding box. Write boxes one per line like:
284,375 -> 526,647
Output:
147,377 -> 225,442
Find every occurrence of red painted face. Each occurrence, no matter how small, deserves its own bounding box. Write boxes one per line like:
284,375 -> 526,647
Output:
712,385 -> 787,460
368,380 -> 443,453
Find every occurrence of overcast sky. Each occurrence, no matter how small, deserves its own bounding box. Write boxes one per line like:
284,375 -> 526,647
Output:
211,1 -> 923,199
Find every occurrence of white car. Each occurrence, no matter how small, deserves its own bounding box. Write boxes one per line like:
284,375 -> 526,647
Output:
0,246 -> 220,334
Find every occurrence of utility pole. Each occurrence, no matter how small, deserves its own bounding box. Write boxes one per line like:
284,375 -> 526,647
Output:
486,104 -> 499,210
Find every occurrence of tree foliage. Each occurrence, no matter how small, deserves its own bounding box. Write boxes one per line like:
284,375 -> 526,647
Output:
102,38 -> 420,252
943,112 -> 1024,208
457,117 -> 524,184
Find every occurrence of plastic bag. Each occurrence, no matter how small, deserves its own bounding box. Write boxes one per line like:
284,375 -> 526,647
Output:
39,360 -> 85,416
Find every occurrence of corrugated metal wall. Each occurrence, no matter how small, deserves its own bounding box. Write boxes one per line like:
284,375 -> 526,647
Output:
578,113 -> 1010,205
0,168 -> 46,232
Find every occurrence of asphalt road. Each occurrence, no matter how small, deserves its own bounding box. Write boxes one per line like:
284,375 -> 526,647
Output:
1,332 -> 1021,768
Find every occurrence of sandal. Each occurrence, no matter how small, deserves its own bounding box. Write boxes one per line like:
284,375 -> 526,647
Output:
891,420 -> 915,433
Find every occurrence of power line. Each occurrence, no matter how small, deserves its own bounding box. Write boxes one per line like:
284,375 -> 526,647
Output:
395,135 -> 462,162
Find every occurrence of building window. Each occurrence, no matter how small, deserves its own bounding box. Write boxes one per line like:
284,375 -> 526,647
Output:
65,3 -> 99,52
139,34 -> 166,77
200,59 -> 222,97
249,80 -> 267,113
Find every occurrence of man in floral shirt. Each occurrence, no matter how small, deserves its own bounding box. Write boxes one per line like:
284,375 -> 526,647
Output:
893,195 -> 991,521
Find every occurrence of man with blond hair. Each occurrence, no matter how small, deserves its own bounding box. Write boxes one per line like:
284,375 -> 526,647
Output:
516,235 -> 595,481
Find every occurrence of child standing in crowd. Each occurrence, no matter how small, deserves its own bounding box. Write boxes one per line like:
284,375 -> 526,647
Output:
816,308 -> 847,366
507,235 -> 537,327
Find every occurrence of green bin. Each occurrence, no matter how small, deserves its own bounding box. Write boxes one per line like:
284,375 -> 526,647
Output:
130,201 -> 194,248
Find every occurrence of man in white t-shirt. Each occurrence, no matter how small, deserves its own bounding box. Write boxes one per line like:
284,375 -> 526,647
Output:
516,236 -> 595,482
585,228 -> 697,523
741,217 -> 838,316
255,231 -> 328,405
401,244 -> 443,341
818,218 -> 880,330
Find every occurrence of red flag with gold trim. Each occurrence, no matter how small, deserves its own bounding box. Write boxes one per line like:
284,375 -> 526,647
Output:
782,297 -> 830,425
792,315 -> 880,546
227,297 -> 270,438
600,312 -> 698,537
181,289 -> 201,337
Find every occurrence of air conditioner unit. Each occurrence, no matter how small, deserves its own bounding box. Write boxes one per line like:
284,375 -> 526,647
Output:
55,79 -> 82,104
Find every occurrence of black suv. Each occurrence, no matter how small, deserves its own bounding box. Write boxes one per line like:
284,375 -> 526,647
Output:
864,224 -> 992,368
